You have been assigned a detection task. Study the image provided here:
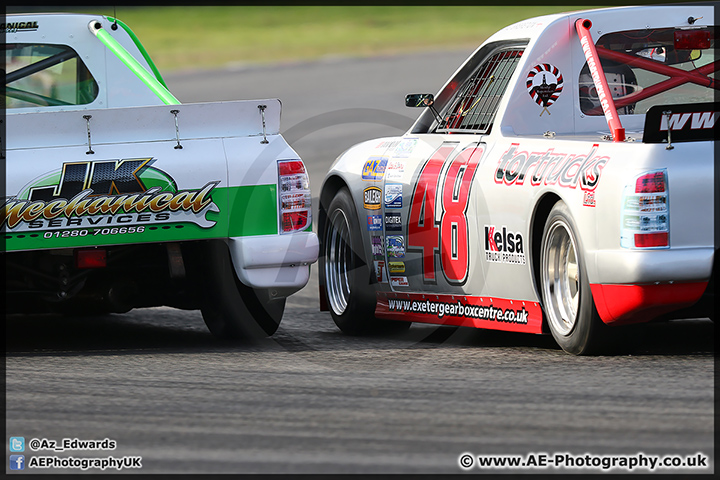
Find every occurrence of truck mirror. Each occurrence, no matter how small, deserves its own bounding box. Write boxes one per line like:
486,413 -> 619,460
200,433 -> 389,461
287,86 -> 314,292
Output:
405,93 -> 434,107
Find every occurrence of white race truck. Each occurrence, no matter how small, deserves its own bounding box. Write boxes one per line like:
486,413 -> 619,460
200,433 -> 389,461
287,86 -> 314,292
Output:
317,4 -> 716,354
3,13 -> 319,339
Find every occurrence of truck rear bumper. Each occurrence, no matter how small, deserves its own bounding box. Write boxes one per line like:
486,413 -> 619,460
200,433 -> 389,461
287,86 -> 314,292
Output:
589,247 -> 713,325
228,232 -> 319,293
590,282 -> 708,325
590,247 -> 714,284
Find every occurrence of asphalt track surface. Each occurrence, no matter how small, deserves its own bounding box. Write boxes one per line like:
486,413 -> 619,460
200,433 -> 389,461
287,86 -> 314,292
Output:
6,50 -> 715,474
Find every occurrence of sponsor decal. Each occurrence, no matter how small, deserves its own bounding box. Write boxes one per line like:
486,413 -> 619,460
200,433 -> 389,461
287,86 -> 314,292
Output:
484,225 -> 525,265
388,261 -> 405,274
386,235 -> 405,258
376,292 -> 543,334
643,103 -> 718,144
374,260 -> 388,283
527,64 -> 563,116
659,111 -> 718,131
390,276 -> 409,287
384,211 -> 402,232
375,140 -> 400,150
579,35 -> 616,124
367,214 -> 382,231
1,21 -> 39,33
384,183 -> 402,208
363,186 -> 382,210
495,143 -> 608,191
371,235 -> 384,257
362,156 -> 388,181
502,20 -> 544,32
583,191 -> 596,207
393,138 -> 418,158
385,159 -> 406,181
2,158 -> 219,233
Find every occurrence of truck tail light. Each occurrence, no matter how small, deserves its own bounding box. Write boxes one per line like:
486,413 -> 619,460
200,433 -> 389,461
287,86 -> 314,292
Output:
75,248 -> 107,268
634,232 -> 668,248
621,170 -> 669,249
278,159 -> 312,234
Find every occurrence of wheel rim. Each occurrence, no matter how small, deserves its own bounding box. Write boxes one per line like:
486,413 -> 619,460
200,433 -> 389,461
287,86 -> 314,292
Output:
542,219 -> 580,336
325,209 -> 353,315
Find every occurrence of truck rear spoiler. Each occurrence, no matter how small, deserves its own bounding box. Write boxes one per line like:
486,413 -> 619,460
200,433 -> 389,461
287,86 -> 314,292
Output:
6,100 -> 282,150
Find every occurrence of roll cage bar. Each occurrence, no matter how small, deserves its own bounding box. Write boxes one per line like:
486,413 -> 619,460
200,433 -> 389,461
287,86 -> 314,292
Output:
576,19 -> 718,125
594,46 -> 719,110
4,45 -> 80,106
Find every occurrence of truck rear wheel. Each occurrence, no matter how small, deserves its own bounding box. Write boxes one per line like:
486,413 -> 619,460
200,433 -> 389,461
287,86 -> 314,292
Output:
199,240 -> 285,340
540,201 -> 607,355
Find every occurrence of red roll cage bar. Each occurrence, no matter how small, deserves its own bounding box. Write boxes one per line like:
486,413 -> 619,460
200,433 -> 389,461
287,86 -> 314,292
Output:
575,18 -> 719,142
576,18 -> 625,142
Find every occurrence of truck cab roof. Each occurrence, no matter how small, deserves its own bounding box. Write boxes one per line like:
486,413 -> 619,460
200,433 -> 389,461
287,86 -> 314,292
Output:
410,4 -> 716,141
5,13 -> 168,112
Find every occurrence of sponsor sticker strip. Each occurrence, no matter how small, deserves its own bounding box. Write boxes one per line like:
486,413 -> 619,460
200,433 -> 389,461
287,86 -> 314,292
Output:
494,144 -> 608,190
363,186 -> 382,210
371,235 -> 384,257
374,260 -> 388,283
367,215 -> 382,231
484,225 -> 526,264
384,212 -> 402,231
376,292 -> 543,334
388,261 -> 405,273
386,235 -> 405,258
390,276 -> 409,287
384,183 -> 402,208
362,156 -> 388,181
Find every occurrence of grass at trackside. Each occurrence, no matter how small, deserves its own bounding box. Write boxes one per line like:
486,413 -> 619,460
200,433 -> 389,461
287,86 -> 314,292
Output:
34,6 -> 597,71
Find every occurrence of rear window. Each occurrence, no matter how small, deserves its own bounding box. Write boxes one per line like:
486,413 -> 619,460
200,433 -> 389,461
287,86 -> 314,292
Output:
579,27 -> 716,115
4,43 -> 99,108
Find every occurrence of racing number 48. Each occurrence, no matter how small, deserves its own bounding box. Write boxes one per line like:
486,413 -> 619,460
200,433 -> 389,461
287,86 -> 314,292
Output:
408,143 -> 484,284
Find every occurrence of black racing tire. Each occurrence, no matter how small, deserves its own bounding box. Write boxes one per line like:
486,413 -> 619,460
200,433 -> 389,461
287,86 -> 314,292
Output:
320,187 -> 410,335
199,240 -> 285,340
540,201 -> 608,355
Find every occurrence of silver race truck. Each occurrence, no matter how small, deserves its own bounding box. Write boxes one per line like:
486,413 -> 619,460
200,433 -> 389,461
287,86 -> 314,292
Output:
3,13 -> 319,339
317,4 -> 716,354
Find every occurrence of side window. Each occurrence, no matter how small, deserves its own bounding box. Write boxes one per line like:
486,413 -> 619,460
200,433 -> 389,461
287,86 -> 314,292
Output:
437,48 -> 524,134
4,43 -> 99,109
579,27 -> 715,115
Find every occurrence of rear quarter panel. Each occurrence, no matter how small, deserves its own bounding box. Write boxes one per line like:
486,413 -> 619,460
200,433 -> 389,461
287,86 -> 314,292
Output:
4,100 -> 287,252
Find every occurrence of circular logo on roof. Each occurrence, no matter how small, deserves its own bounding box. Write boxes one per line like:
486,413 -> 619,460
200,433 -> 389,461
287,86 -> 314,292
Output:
527,64 -> 564,116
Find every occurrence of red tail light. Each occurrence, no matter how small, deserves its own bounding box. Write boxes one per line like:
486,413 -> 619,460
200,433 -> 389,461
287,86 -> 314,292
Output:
75,248 -> 107,268
634,232 -> 668,248
282,211 -> 309,232
278,160 -> 305,176
635,171 -> 666,193
621,170 -> 669,249
278,159 -> 312,234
